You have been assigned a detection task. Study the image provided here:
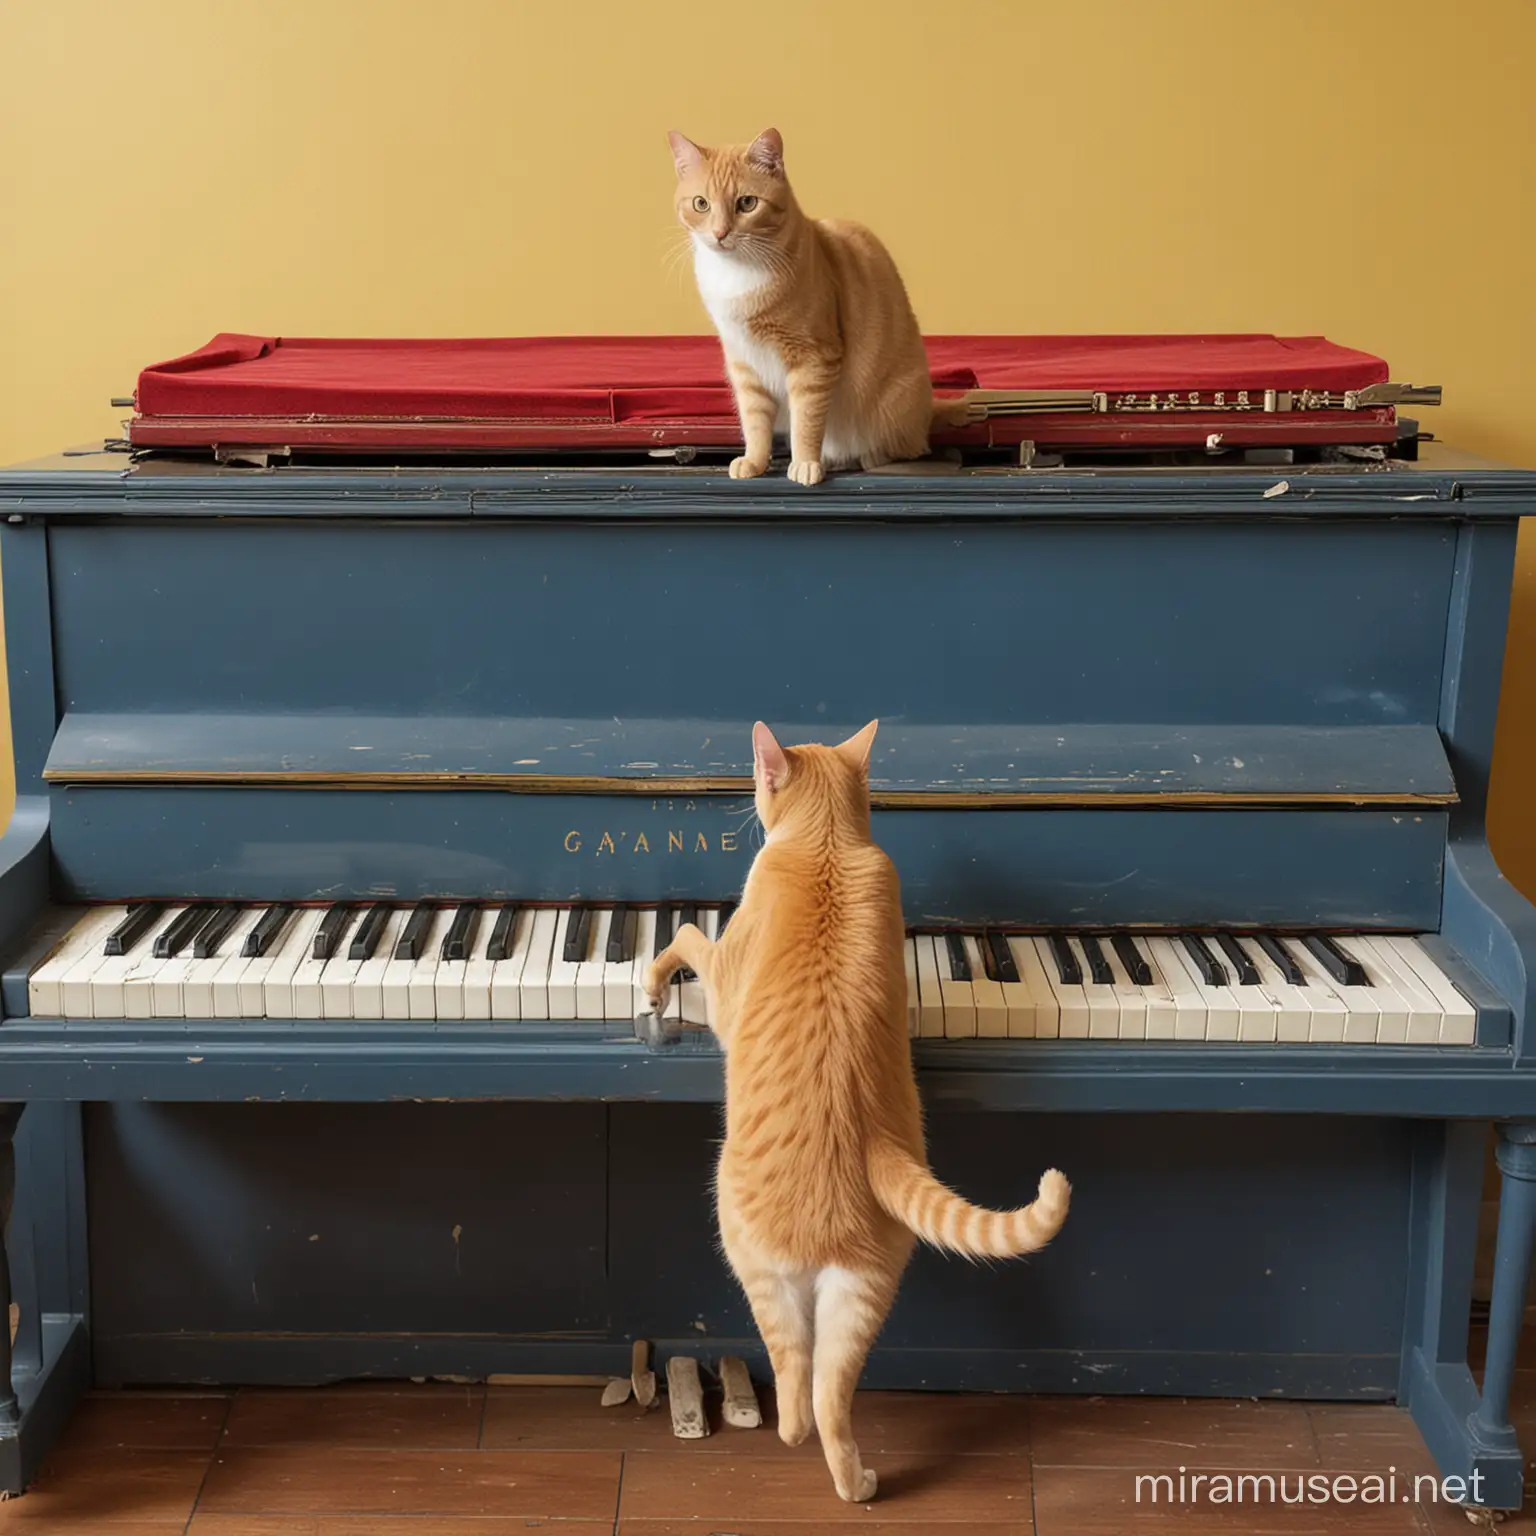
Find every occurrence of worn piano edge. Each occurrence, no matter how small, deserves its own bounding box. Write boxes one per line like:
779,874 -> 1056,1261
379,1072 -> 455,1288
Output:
38,769 -> 1459,807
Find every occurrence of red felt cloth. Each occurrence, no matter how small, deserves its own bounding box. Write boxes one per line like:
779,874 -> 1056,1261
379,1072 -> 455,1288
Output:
136,333 -> 1388,423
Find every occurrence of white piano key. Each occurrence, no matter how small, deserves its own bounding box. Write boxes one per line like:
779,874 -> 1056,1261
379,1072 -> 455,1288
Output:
456,907 -> 497,1021
351,909 -> 409,1021
289,909 -> 341,1019
320,908 -> 383,1019
604,908 -> 639,1021
488,908 -> 532,1020
1349,936 -> 1443,1045
208,910 -> 270,1018
938,934 -> 977,1040
1032,937 -> 1089,1039
681,908 -> 719,1028
1381,936 -> 1478,1046
73,905 -> 174,1019
1132,940 -> 1179,1041
515,908 -> 561,1020
1099,939 -> 1151,1041
405,908 -> 457,1021
575,909 -> 612,1021
257,907 -> 327,1019
30,907 -> 123,1017
1221,937 -> 1280,1043
967,934 -> 1008,1038
1006,936 -> 1055,1039
178,909 -> 261,1018
546,908 -> 586,1020
1278,940 -> 1352,1043
914,935 -> 946,1038
1168,940 -> 1241,1042
903,937 -> 920,1037
1144,937 -> 1208,1041
1332,936 -> 1411,1043
1245,940 -> 1314,1043
629,907 -> 660,1021
1292,939 -> 1380,1043
1069,937 -> 1121,1040
433,906 -> 476,1022
380,909 -> 435,1020
149,908 -> 224,1018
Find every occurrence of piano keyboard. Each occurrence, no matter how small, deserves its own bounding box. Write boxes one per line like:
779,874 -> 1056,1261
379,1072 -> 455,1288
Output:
22,903 -> 1477,1045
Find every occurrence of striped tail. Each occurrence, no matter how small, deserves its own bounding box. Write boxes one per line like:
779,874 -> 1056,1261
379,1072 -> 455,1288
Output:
867,1141 -> 1070,1260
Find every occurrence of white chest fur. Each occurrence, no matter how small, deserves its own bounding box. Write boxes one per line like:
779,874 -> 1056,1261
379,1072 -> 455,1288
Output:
692,240 -> 788,401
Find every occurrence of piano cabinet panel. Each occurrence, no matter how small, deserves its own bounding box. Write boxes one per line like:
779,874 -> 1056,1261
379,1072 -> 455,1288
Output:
48,787 -> 1447,930
46,516 -> 1458,730
85,1100 -> 1413,1395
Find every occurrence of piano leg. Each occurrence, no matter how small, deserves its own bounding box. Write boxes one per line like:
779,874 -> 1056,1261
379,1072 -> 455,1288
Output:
1473,1120 -> 1536,1455
0,1104 -> 21,1430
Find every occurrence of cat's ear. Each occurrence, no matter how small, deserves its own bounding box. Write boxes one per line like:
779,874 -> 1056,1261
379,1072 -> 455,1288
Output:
837,719 -> 879,770
667,130 -> 707,179
746,128 -> 784,176
753,720 -> 791,793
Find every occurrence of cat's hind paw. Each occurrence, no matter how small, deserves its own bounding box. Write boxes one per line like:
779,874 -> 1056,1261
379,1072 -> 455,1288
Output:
838,1466 -> 877,1502
729,455 -> 769,479
787,459 -> 825,487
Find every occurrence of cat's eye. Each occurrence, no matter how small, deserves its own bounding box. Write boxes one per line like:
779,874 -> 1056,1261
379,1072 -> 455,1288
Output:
692,195 -> 709,213
736,195 -> 758,213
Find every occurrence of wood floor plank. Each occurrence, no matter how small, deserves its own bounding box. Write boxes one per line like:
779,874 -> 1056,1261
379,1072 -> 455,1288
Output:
617,1449 -> 1031,1521
198,1446 -> 620,1520
0,1447 -> 210,1525
58,1391 -> 228,1452
1030,1396 -> 1318,1469
190,1520 -> 612,1535
222,1385 -> 484,1449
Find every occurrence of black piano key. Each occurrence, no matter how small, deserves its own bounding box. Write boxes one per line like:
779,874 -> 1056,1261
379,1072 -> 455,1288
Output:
605,905 -> 631,964
348,903 -> 391,962
484,906 -> 518,961
192,905 -> 242,959
395,904 -> 436,961
442,905 -> 480,962
562,905 -> 593,964
1215,933 -> 1261,986
153,904 -> 213,959
312,904 -> 355,961
104,903 -> 166,956
653,906 -> 675,957
243,904 -> 294,958
944,931 -> 972,982
677,904 -> 698,979
1080,934 -> 1115,985
1304,934 -> 1369,987
1047,933 -> 1082,986
1255,933 -> 1307,985
986,931 -> 1020,983
1180,934 -> 1228,986
1111,933 -> 1153,986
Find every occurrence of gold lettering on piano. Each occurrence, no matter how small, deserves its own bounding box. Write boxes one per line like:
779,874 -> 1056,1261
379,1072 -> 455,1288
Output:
598,832 -> 617,855
564,830 -> 582,853
669,831 -> 684,853
721,831 -> 738,852
695,832 -> 709,853
634,832 -> 650,853
561,827 -> 750,855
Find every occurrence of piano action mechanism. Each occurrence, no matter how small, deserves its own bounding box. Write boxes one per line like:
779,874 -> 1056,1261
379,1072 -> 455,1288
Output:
0,429 -> 1534,1511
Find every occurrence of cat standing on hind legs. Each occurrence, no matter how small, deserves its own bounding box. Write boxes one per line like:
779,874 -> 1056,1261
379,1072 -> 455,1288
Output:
643,720 -> 1071,1502
668,128 -> 935,485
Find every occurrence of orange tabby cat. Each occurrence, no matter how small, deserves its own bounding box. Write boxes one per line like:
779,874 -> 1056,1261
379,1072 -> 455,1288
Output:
643,721 -> 1071,1503
668,127 -> 933,484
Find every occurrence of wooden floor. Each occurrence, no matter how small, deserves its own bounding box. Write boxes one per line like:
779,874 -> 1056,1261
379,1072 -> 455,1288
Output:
6,1346 -> 1536,1535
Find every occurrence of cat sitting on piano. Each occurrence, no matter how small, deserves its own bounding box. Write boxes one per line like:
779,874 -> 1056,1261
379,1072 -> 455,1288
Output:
642,721 -> 1070,1502
668,127 -> 934,485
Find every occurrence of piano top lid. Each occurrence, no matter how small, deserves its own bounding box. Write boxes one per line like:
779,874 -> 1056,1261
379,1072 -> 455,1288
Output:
43,714 -> 1457,806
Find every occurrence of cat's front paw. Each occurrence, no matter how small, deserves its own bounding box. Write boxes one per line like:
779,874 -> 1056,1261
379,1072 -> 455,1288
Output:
640,960 -> 672,1013
787,459 -> 825,487
729,455 -> 769,479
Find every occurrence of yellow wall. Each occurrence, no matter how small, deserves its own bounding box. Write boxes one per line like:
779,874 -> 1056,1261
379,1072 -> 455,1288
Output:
2,0 -> 1534,886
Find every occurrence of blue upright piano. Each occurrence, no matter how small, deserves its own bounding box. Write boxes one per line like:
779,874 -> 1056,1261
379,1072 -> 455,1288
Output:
0,430 -> 1533,1509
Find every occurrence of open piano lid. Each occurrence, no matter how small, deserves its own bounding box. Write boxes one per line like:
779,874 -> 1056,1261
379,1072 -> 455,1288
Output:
125,332 -> 1438,456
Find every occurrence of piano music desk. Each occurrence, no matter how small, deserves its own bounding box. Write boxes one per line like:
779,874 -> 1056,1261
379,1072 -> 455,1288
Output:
0,441 -> 1533,1510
